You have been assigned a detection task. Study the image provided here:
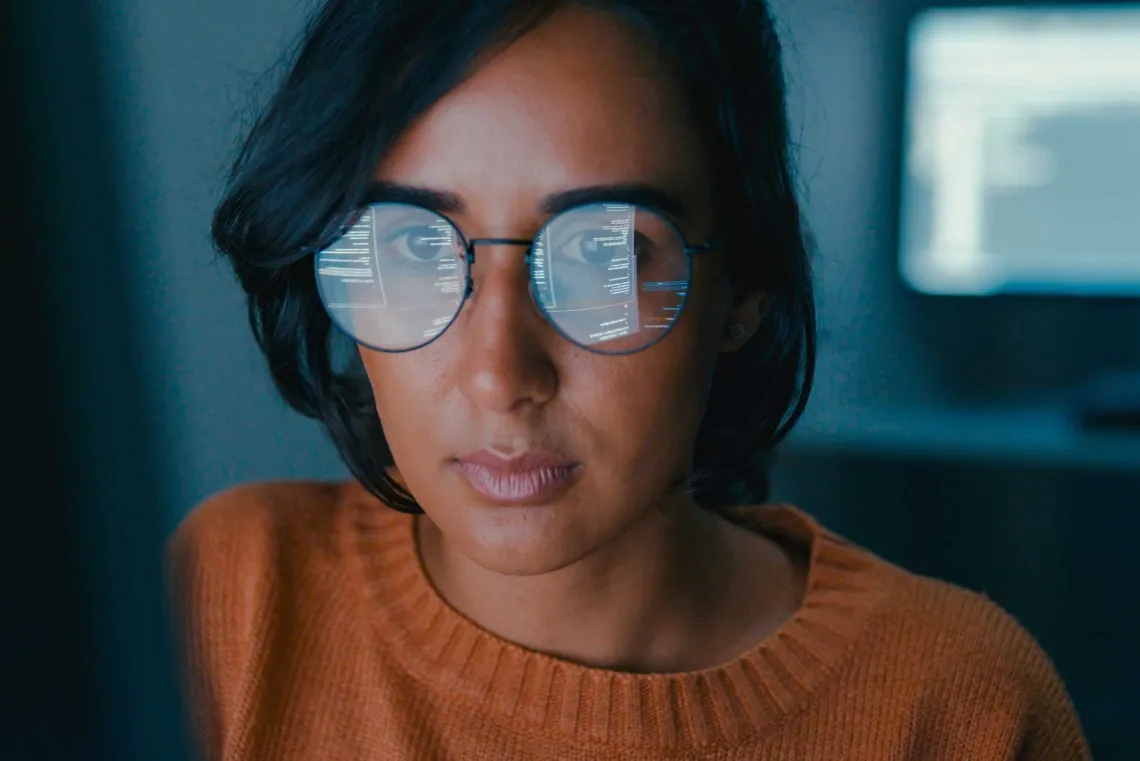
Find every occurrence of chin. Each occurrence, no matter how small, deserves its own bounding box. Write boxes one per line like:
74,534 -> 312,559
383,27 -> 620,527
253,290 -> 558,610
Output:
450,502 -> 600,577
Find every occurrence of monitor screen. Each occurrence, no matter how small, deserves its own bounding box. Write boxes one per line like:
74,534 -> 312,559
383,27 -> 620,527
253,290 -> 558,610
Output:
898,5 -> 1140,296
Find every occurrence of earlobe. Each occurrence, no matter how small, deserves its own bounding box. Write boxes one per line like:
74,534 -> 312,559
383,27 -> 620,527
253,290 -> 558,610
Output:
719,290 -> 768,353
720,320 -> 752,352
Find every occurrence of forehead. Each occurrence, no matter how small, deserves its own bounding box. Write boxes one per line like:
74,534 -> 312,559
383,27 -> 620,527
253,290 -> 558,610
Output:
375,5 -> 710,227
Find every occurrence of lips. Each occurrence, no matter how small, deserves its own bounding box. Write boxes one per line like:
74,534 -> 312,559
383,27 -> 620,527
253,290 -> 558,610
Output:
455,451 -> 579,505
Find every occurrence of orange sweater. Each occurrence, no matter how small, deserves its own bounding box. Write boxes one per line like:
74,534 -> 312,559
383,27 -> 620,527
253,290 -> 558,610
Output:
168,482 -> 1090,760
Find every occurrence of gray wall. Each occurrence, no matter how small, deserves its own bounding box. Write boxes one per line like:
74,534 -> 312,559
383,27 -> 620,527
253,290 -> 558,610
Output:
98,0 -> 346,526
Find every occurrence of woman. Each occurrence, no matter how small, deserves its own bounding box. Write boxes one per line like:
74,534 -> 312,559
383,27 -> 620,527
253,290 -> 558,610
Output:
169,1 -> 1090,759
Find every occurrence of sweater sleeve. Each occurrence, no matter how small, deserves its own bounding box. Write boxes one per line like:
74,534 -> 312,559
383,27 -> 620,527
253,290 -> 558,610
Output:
165,486 -> 279,761
935,595 -> 1091,761
899,577 -> 1092,761
1013,628 -> 1091,761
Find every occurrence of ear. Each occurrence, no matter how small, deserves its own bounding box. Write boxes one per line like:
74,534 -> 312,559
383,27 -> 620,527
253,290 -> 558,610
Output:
719,288 -> 769,353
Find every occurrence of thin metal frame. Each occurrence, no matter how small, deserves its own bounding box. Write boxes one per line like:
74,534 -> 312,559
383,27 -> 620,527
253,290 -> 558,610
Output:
315,201 -> 722,355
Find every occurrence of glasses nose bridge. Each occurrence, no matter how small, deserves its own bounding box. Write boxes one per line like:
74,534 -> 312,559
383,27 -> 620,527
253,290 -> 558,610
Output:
463,236 -> 536,295
465,236 -> 534,261
461,236 -> 539,315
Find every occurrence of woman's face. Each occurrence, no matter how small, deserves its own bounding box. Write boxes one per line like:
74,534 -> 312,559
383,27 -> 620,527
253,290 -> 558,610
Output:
362,5 -> 751,575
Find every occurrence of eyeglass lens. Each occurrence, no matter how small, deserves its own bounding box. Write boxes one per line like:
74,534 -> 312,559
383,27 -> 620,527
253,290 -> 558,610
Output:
315,202 -> 690,353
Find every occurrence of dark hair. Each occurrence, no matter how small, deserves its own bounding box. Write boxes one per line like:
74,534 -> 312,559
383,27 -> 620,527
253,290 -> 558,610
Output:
212,0 -> 816,513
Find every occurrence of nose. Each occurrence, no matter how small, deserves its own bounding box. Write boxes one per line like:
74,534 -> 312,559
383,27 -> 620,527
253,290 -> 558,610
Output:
455,246 -> 558,414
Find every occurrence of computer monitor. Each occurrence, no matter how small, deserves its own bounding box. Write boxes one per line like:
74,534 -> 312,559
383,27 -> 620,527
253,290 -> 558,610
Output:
898,4 -> 1140,296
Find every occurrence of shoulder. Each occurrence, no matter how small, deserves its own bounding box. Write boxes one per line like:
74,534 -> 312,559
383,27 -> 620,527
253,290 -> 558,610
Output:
165,480 -> 378,649
165,481 -> 377,755
889,568 -> 1057,682
761,504 -> 1090,758
782,509 -> 1065,697
868,562 -> 1090,758
168,480 -> 346,565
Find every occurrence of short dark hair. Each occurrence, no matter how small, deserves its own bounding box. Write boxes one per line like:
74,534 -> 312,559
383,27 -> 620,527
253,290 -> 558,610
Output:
212,0 -> 816,513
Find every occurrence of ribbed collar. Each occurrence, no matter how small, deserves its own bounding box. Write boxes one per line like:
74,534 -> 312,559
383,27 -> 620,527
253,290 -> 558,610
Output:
343,486 -> 890,752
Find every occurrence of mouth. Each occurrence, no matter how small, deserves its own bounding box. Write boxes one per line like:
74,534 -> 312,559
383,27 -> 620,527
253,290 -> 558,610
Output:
454,450 -> 581,506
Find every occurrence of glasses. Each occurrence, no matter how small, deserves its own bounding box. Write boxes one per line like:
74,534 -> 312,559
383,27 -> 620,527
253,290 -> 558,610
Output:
314,201 -> 721,354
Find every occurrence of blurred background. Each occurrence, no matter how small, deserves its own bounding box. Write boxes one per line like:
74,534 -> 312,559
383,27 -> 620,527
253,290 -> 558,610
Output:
4,0 -> 1137,759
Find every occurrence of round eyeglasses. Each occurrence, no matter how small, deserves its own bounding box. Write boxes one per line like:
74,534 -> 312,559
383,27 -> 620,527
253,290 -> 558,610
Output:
314,201 -> 720,354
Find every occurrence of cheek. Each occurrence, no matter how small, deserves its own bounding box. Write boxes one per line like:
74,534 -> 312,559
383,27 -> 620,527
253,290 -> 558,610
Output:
358,348 -> 450,459
630,284 -> 728,455
565,312 -> 719,475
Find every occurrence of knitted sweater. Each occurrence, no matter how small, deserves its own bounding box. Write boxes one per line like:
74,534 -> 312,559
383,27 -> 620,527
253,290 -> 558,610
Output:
168,481 -> 1090,760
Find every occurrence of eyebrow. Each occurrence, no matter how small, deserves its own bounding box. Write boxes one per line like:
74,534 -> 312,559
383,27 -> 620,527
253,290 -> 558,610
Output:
362,181 -> 690,219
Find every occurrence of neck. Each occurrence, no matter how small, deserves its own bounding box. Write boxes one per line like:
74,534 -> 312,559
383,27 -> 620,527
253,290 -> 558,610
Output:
416,498 -> 794,673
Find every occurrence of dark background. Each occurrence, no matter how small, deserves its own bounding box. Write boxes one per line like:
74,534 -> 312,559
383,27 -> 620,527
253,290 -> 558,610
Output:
3,0 -> 1137,759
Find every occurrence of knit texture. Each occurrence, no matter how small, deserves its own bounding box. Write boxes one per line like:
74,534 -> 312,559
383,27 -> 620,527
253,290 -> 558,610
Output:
168,481 -> 1091,760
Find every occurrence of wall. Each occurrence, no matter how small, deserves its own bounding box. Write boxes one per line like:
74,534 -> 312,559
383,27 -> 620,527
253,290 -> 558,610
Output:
99,0 -> 346,527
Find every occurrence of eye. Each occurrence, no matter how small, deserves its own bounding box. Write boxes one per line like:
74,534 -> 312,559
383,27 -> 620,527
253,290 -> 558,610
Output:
384,224 -> 453,263
557,229 -> 649,266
